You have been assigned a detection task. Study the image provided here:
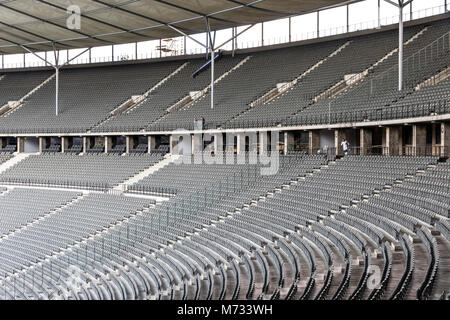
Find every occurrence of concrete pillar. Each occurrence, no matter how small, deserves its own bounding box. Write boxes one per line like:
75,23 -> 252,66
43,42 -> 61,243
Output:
148,136 -> 156,153
169,135 -> 175,154
441,122 -> 450,157
431,123 -> 438,156
334,129 -> 346,155
83,137 -> 89,153
360,128 -> 372,155
412,124 -> 427,156
383,127 -> 401,156
39,137 -> 46,153
104,136 -> 113,153
192,133 -> 202,154
125,136 -> 134,153
284,131 -> 295,155
236,133 -> 246,155
309,131 -> 320,155
260,131 -> 269,154
61,137 -> 69,153
17,137 -> 25,153
431,123 -> 437,146
225,134 -> 235,153
250,134 -> 258,153
213,133 -> 223,153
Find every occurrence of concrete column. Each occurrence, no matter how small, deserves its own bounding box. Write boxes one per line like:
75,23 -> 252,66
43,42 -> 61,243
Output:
192,133 -> 202,154
39,137 -> 46,153
412,124 -> 427,156
431,123 -> 438,156
431,123 -> 437,146
83,137 -> 89,153
225,134 -> 235,153
441,122 -> 450,157
236,133 -> 246,155
284,131 -> 295,155
148,136 -> 156,153
259,131 -> 269,154
213,133 -> 223,153
334,129 -> 346,155
250,134 -> 258,153
17,137 -> 25,153
0,137 -> 5,150
309,131 -> 320,155
104,136 -> 113,153
61,137 -> 69,153
126,136 -> 134,153
383,127 -> 401,156
360,128 -> 372,155
169,135 -> 175,154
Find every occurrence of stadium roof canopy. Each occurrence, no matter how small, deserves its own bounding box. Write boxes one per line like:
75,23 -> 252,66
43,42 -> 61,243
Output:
0,0 -> 358,54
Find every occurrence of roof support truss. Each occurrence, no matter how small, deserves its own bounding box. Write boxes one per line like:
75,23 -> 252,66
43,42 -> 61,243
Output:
20,44 -> 91,116
384,0 -> 415,91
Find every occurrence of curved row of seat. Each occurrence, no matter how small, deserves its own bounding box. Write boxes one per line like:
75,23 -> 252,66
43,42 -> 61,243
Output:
0,154 -> 448,300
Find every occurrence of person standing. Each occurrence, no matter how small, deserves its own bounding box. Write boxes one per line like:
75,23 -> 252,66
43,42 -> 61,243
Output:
341,138 -> 350,156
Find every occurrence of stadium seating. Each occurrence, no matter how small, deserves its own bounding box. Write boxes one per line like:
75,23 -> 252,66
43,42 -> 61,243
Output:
0,71 -> 53,107
0,62 -> 182,133
0,13 -> 449,302
0,18 -> 448,132
0,153 -> 448,300
0,153 -> 163,189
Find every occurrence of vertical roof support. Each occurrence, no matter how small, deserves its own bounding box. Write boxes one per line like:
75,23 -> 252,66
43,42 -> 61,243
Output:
16,16 -> 258,116
19,44 -> 90,116
205,17 -> 216,109
384,0 -> 414,91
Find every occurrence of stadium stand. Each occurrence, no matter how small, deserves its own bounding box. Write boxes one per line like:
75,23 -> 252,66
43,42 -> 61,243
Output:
0,152 -> 448,300
0,3 -> 448,301
0,62 -> 182,133
0,153 -> 164,190
0,19 -> 447,132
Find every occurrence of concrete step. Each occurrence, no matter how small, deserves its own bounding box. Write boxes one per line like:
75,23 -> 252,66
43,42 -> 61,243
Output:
112,154 -> 181,191
1,73 -> 56,117
0,152 -> 35,175
0,192 -> 86,242
152,55 -> 252,126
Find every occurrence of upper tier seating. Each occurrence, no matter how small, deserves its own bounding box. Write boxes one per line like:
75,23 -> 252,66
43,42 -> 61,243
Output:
287,18 -> 450,126
226,26 -> 420,127
93,57 -> 239,132
0,71 -> 53,107
0,18 -> 448,133
0,62 -> 183,133
146,41 -> 341,131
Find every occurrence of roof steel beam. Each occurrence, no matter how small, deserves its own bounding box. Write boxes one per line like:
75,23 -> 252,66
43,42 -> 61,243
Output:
0,2 -> 112,45
36,0 -> 151,40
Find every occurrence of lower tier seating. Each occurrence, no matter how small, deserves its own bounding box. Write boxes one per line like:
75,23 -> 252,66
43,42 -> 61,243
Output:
0,154 -> 448,300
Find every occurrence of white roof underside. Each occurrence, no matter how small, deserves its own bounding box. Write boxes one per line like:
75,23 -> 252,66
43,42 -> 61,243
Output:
0,0 -> 358,54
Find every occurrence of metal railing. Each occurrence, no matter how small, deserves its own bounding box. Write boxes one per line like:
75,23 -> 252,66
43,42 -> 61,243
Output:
286,99 -> 450,126
126,186 -> 177,197
344,145 -> 448,157
0,178 -> 110,192
0,99 -> 447,136
297,145 -> 448,158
